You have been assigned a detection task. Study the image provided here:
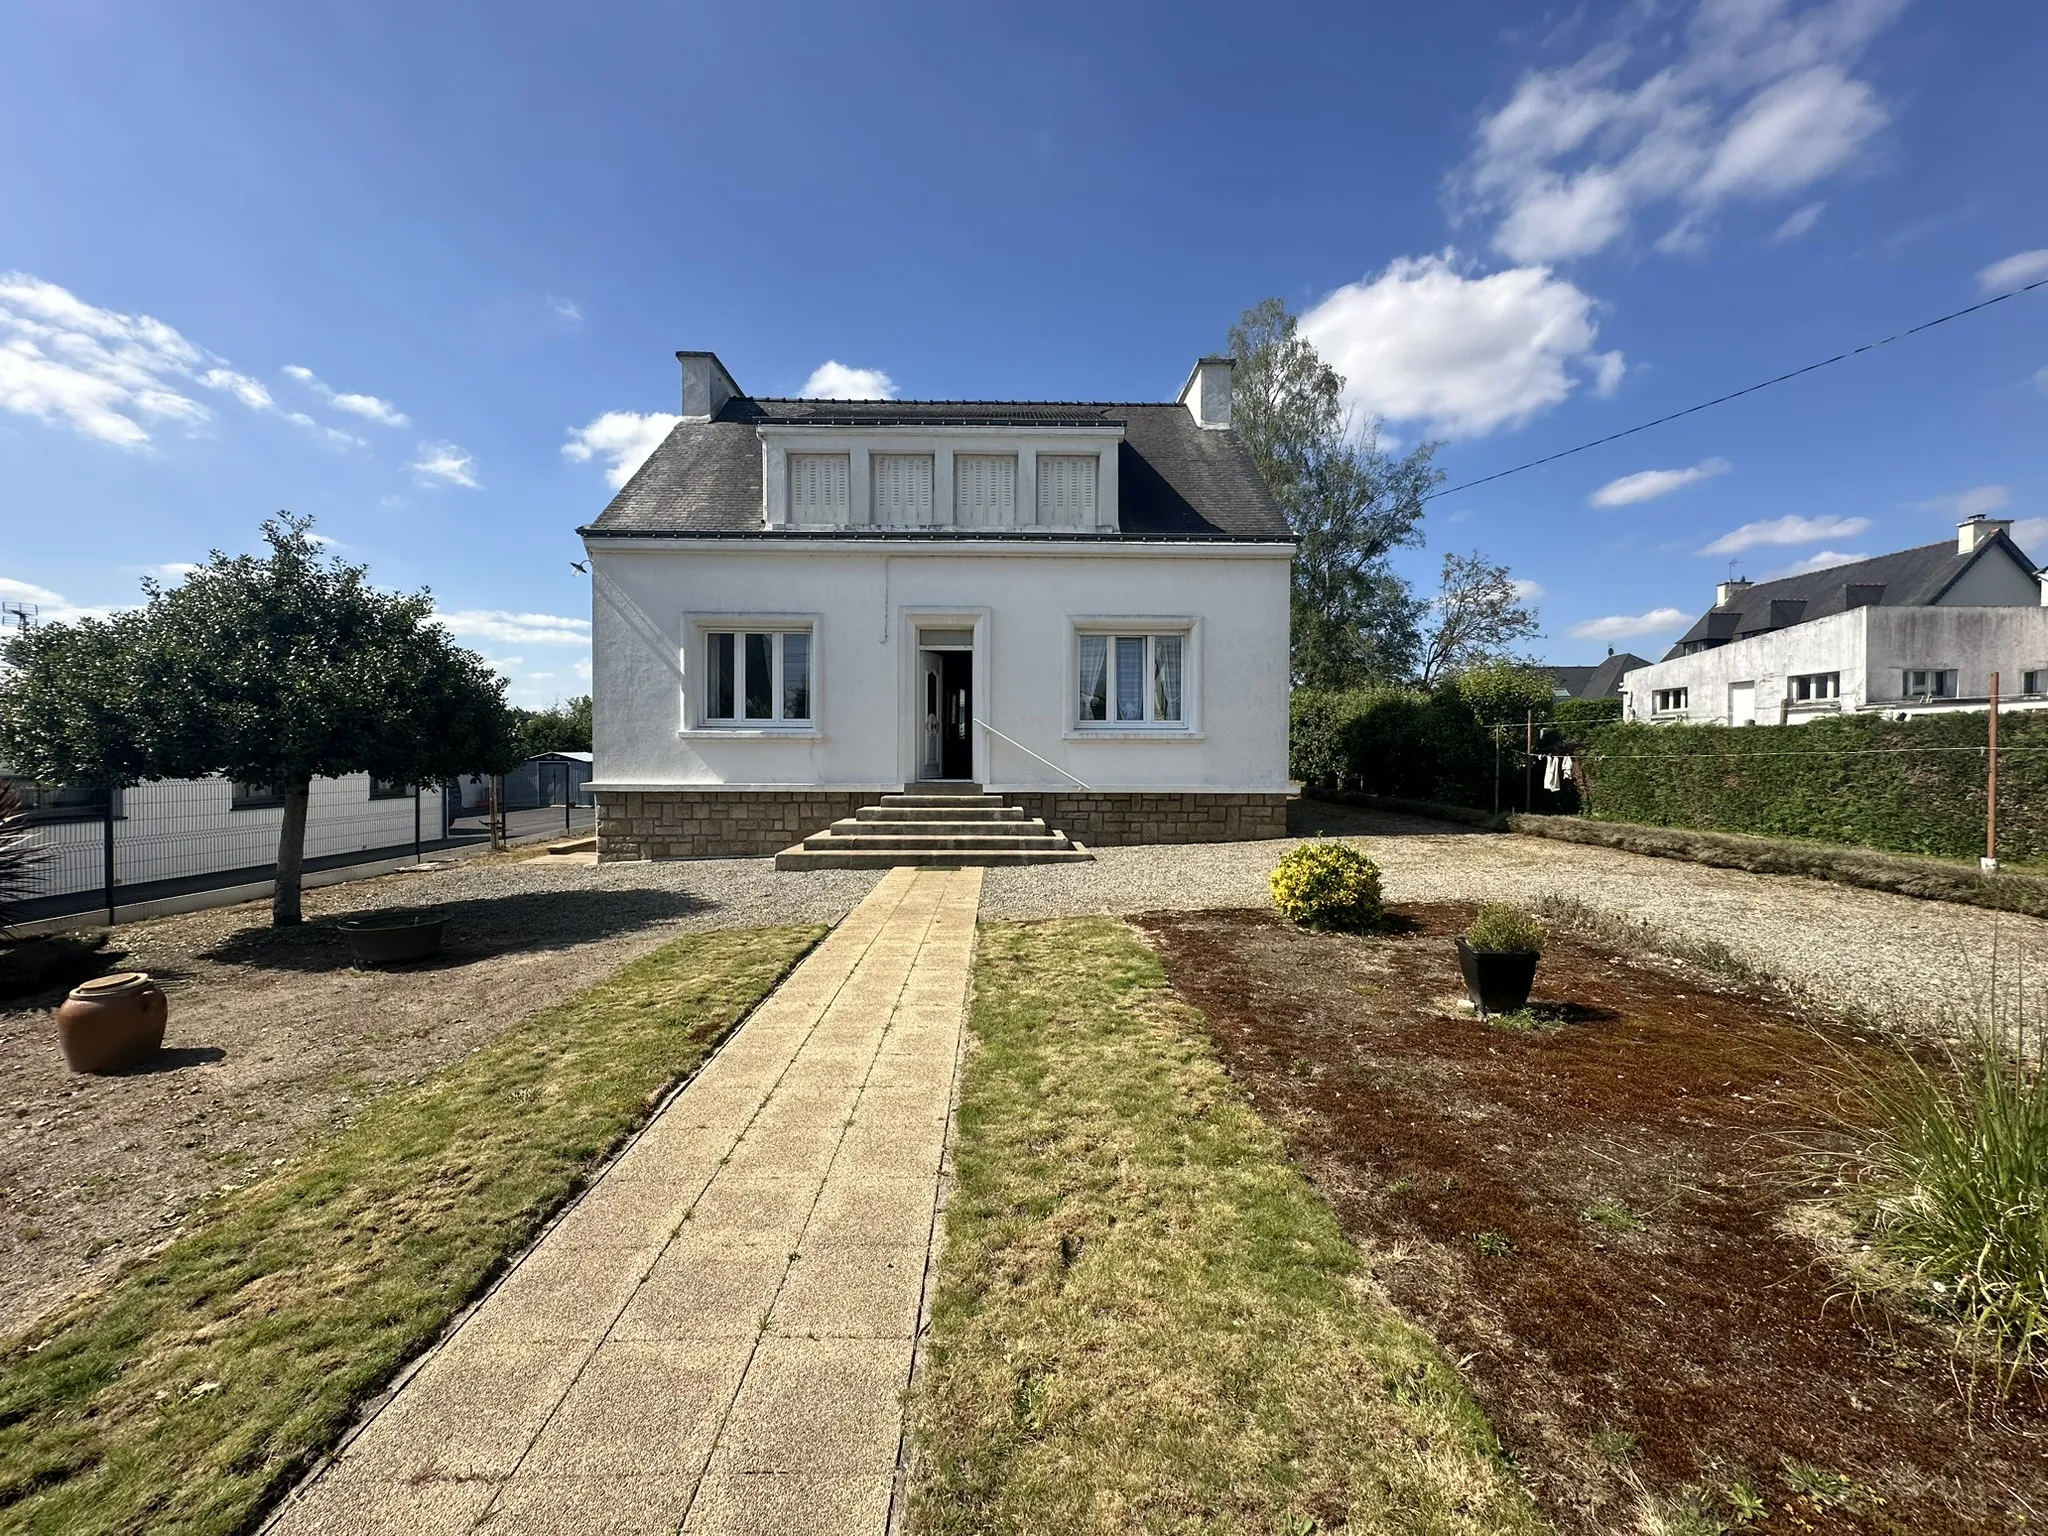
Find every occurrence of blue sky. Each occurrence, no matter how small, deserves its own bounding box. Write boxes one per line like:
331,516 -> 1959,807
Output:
2,0 -> 2044,701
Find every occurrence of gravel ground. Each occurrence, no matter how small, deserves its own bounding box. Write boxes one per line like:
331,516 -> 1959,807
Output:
0,850 -> 880,1338
985,800 -> 2048,1034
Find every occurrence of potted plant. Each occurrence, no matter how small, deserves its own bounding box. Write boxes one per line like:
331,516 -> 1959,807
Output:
338,908 -> 447,966
1456,903 -> 1543,1015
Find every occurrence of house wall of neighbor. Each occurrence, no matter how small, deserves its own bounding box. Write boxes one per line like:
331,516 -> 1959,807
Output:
24,775 -> 444,898
585,539 -> 1293,855
1623,606 -> 2048,724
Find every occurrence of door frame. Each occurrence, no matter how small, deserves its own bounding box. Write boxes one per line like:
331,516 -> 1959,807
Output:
899,607 -> 990,784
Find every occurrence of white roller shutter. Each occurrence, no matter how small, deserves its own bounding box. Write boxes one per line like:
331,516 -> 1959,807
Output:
787,453 -> 850,523
953,454 -> 1017,528
1036,454 -> 1097,528
871,453 -> 934,526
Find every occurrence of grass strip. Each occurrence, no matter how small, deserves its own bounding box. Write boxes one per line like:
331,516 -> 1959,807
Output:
0,923 -> 821,1536
911,917 -> 1547,1536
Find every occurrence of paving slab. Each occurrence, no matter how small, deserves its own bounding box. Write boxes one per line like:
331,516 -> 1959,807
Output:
265,863 -> 980,1536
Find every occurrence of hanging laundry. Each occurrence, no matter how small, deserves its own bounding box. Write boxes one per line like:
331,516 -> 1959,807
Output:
1542,755 -> 1565,793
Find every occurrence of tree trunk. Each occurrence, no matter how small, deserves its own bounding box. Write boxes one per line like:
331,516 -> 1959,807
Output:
272,777 -> 313,926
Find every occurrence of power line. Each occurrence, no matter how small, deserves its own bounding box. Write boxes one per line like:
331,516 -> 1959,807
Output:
1424,275 -> 2048,505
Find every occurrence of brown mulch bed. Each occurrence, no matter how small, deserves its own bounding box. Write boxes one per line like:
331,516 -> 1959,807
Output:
1136,904 -> 2047,1536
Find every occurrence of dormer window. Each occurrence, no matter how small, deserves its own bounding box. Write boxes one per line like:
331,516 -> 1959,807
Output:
788,453 -> 850,523
1037,455 -> 1098,528
954,455 -> 1016,527
872,454 -> 933,525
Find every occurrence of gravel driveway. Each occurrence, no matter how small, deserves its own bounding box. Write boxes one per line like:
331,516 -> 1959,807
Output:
984,800 -> 2044,1035
1,851 -> 880,1338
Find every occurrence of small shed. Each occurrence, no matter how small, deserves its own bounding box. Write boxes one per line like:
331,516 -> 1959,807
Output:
501,751 -> 594,811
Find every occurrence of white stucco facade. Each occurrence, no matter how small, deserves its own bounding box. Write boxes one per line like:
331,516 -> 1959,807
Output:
584,538 -> 1294,795
1623,605 -> 2048,725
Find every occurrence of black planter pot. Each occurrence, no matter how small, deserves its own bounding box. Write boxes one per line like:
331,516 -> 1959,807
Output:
339,914 -> 446,967
1455,937 -> 1539,1015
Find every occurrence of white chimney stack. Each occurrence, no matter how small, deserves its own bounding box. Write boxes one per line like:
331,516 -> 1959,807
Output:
1179,355 -> 1234,430
1716,576 -> 1752,607
1958,514 -> 2012,554
677,351 -> 741,422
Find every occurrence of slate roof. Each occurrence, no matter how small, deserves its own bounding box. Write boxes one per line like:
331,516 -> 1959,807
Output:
1665,533 -> 2040,660
1543,653 -> 1648,699
579,396 -> 1292,541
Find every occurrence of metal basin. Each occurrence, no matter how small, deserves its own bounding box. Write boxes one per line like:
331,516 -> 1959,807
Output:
339,913 -> 447,967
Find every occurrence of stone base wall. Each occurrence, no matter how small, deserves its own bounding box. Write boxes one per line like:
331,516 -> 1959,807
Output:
596,790 -> 868,861
1010,791 -> 1293,848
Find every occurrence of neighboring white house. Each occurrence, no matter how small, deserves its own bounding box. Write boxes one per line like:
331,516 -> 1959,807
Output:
579,350 -> 1296,858
1622,516 -> 2048,725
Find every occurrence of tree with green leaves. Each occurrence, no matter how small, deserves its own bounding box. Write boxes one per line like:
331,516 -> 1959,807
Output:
1415,551 -> 1542,688
0,515 -> 524,925
513,694 -> 593,757
1229,298 -> 1445,689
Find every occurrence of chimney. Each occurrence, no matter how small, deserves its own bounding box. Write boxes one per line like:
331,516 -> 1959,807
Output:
1178,355 -> 1234,430
677,351 -> 741,422
1958,513 -> 2012,554
1715,576 -> 1752,607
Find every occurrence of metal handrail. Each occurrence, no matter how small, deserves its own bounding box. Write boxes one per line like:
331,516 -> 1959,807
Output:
975,720 -> 1090,791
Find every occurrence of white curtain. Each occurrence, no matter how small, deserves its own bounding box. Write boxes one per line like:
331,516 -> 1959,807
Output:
1152,635 -> 1182,721
1077,635 -> 1107,720
1115,637 -> 1145,721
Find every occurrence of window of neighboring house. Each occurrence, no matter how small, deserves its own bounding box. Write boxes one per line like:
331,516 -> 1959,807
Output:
2023,669 -> 2046,696
231,781 -> 284,809
1652,688 -> 1689,713
1790,672 -> 1840,702
1905,669 -> 1957,699
1036,455 -> 1098,528
368,778 -> 410,799
5,779 -> 120,821
787,453 -> 850,523
1076,632 -> 1185,726
870,454 -> 933,526
954,454 -> 1017,528
703,629 -> 812,725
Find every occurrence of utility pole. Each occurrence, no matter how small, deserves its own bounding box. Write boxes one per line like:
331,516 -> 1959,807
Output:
1525,709 -> 1534,813
1985,671 -> 2000,873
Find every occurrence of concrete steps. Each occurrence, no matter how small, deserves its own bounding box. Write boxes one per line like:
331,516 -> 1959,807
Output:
774,786 -> 1092,870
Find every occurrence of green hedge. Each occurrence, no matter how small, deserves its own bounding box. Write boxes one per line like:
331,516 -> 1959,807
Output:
1290,688 -> 1494,808
1581,712 -> 2039,862
1551,696 -> 1623,737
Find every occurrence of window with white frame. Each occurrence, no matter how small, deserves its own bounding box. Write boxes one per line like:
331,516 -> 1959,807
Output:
1036,454 -> 1098,528
787,453 -> 850,523
2023,669 -> 2046,696
1652,687 -> 1689,713
1790,671 -> 1839,702
702,628 -> 812,725
1905,668 -> 1956,699
871,453 -> 932,526
954,454 -> 1016,527
1076,631 -> 1185,726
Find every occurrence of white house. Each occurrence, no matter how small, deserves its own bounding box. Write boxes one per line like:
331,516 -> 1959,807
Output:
1622,515 -> 2048,725
579,351 -> 1296,861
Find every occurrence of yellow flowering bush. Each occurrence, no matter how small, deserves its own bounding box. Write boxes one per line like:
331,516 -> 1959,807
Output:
1269,842 -> 1385,932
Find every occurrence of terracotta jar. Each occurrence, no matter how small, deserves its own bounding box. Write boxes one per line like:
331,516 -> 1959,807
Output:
57,972 -> 167,1074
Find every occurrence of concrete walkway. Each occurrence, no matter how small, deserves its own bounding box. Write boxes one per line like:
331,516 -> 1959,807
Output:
268,864 -> 982,1536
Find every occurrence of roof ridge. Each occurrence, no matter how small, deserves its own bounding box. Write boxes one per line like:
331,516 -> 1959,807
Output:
747,397 -> 1172,407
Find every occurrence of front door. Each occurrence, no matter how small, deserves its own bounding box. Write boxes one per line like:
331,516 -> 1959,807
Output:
920,658 -> 944,779
940,650 -> 973,779
1729,681 -> 1757,726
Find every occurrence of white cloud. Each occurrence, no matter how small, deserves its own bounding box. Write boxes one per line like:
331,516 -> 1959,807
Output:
1979,249 -> 2048,293
1762,548 -> 1869,577
1910,484 -> 2010,519
549,296 -> 583,323
434,610 -> 590,646
0,272 -> 293,447
1298,251 -> 1615,437
0,575 -> 121,625
1459,0 -> 1901,263
141,562 -> 201,582
2035,365 -> 2048,394
411,441 -> 478,489
1774,200 -> 1825,241
562,410 -> 682,489
1697,513 -> 1870,554
1569,607 -> 1690,640
1588,457 -> 1731,507
1590,350 -> 1626,396
1512,578 -> 1545,600
800,361 -> 897,400
281,363 -> 408,427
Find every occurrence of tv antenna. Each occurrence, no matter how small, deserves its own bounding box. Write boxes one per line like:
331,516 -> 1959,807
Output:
0,600 -> 38,631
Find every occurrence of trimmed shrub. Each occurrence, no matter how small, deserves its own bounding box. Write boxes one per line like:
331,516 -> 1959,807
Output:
1270,842 -> 1385,932
1582,712 -> 2048,864
1551,696 -> 1623,737
1465,902 -> 1543,954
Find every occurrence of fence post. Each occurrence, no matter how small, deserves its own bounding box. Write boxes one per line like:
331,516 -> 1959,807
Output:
102,789 -> 116,927
413,784 -> 422,863
1985,672 -> 2000,872
1524,710 -> 1534,813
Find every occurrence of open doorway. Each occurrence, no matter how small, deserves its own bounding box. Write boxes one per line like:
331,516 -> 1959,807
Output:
916,631 -> 975,781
